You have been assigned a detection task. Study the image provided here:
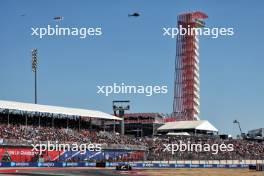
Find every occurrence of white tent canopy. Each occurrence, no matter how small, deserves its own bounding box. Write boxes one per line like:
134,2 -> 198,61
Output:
0,100 -> 121,121
166,132 -> 190,136
158,120 -> 218,132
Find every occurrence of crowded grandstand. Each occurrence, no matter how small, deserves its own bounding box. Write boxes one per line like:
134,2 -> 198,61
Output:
0,100 -> 263,163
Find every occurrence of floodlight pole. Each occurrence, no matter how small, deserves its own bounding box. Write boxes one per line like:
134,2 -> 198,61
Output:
34,68 -> 37,104
32,49 -> 39,127
31,48 -> 38,104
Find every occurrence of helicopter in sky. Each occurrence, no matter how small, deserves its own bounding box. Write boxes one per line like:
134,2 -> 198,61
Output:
53,16 -> 64,21
128,12 -> 140,17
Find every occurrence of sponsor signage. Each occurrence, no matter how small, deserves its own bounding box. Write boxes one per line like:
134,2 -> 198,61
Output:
0,162 -> 253,168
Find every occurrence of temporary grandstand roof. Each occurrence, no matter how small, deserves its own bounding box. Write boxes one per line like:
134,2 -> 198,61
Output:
0,100 -> 122,121
157,120 -> 218,132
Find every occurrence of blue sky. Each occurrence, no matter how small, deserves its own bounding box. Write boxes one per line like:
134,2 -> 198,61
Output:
0,0 -> 263,136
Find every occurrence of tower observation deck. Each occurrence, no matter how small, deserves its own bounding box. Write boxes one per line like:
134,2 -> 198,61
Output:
173,11 -> 208,121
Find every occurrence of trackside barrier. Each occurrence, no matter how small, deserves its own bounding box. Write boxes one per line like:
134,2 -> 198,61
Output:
0,162 -> 250,168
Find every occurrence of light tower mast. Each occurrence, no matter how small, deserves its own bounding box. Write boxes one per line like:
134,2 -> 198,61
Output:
31,48 -> 38,104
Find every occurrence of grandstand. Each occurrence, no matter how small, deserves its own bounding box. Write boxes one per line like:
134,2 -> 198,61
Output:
0,99 -> 124,130
0,100 -> 146,162
0,100 -> 263,164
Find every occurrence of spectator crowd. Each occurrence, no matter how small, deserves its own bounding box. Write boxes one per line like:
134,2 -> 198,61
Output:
0,113 -> 263,161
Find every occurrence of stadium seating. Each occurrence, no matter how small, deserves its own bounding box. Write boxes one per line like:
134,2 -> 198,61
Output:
0,122 -> 263,162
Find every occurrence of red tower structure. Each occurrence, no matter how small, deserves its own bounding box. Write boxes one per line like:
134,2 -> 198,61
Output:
173,11 -> 208,121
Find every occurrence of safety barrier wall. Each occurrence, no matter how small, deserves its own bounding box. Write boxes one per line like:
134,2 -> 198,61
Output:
143,160 -> 264,165
0,162 -> 255,168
